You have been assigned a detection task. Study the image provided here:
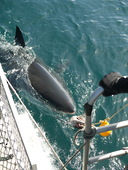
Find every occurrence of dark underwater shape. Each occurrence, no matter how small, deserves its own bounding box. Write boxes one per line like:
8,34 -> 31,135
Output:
15,26 -> 76,114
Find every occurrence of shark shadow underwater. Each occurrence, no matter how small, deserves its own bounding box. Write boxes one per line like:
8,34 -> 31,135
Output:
13,26 -> 76,114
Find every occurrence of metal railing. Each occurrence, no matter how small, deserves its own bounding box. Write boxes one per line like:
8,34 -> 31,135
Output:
82,87 -> 128,170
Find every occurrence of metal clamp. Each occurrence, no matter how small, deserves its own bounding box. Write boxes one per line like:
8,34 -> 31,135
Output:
83,127 -> 96,140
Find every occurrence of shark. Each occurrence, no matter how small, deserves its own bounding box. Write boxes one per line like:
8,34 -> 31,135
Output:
13,26 -> 76,114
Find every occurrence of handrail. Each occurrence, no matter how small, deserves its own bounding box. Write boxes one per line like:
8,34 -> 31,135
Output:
82,86 -> 128,170
86,86 -> 104,106
96,120 -> 128,134
82,87 -> 104,170
88,148 -> 128,164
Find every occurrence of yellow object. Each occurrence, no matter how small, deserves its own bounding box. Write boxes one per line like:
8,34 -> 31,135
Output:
99,120 -> 112,137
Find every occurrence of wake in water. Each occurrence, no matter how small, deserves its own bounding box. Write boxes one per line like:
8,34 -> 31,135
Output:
0,32 -> 34,75
0,30 -> 40,101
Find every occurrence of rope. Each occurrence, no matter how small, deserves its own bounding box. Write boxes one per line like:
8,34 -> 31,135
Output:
105,103 -> 128,122
60,139 -> 89,170
6,78 -> 67,170
73,128 -> 84,146
92,103 -> 128,126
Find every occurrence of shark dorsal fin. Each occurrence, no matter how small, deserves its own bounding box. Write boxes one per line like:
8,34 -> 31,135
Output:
15,26 -> 25,47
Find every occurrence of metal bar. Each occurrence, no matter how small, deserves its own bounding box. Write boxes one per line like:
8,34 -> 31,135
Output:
84,115 -> 92,133
82,87 -> 104,170
82,140 -> 90,170
88,148 -> 128,164
87,121 -> 128,164
82,115 -> 92,170
82,85 -> 128,168
95,120 -> 128,134
87,86 -> 104,105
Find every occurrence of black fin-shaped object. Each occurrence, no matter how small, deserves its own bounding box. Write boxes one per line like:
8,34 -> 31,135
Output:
15,26 -> 25,47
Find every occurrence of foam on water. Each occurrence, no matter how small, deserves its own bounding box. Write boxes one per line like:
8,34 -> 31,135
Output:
15,103 -> 58,170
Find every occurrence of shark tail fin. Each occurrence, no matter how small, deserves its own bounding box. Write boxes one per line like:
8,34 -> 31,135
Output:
15,26 -> 25,47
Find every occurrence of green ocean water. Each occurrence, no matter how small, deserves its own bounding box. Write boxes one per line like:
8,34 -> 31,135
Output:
1,0 -> 128,169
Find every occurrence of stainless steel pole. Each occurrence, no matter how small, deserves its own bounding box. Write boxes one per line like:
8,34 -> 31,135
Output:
88,148 -> 128,164
96,120 -> 128,134
82,87 -> 104,170
82,115 -> 92,170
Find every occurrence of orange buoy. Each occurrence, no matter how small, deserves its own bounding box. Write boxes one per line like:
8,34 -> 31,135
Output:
99,120 -> 112,137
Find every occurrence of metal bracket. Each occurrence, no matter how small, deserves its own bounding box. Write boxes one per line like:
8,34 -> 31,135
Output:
83,127 -> 96,140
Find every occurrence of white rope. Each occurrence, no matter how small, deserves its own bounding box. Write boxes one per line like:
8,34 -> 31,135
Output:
6,78 -> 67,170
